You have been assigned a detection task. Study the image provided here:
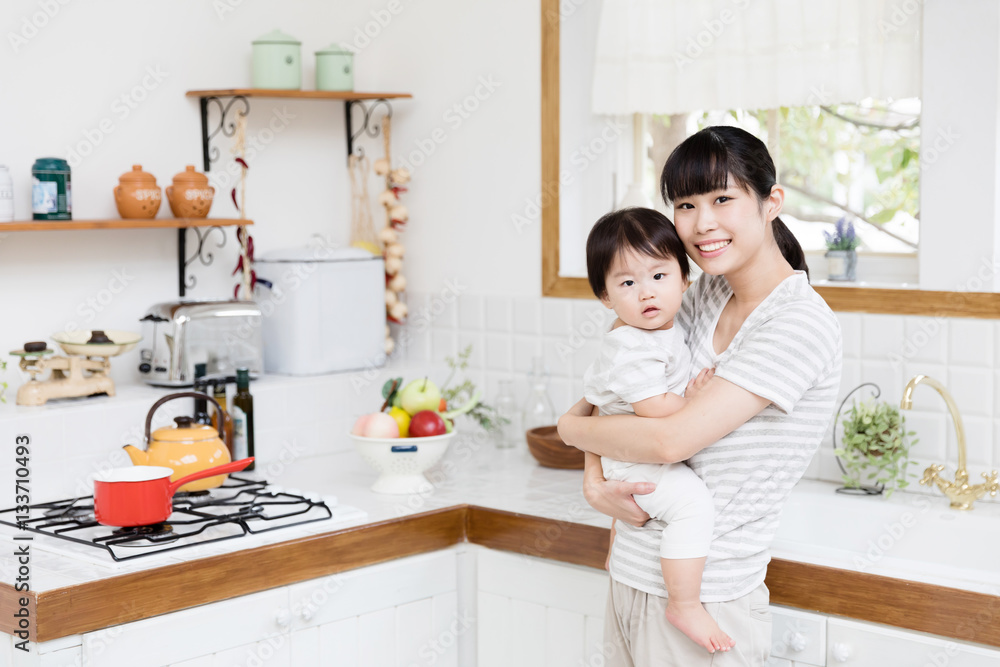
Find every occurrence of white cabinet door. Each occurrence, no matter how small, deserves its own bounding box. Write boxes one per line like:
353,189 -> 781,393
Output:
476,549 -> 609,667
827,617 -> 1000,667
79,588 -> 289,667
287,549 -> 461,666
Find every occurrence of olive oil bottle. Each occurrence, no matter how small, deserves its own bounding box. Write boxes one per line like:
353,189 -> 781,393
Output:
231,368 -> 255,470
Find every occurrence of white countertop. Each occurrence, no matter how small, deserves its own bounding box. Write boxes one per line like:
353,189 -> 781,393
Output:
3,432 -> 999,598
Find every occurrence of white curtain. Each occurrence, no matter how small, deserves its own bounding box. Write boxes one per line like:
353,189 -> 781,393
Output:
591,0 -> 922,114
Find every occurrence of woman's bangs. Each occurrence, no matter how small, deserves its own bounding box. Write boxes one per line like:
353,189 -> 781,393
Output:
661,133 -> 733,202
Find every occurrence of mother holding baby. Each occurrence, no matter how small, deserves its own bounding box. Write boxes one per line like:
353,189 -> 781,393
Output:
558,126 -> 843,667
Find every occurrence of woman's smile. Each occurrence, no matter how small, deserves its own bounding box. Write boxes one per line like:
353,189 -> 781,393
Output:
695,239 -> 732,257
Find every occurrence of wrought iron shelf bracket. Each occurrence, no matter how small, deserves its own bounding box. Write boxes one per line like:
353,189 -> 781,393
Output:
182,90 -> 407,296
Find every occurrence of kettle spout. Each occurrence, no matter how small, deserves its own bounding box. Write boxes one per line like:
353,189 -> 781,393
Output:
123,445 -> 148,466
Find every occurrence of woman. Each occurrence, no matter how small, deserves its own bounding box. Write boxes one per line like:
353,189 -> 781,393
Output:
558,126 -> 842,667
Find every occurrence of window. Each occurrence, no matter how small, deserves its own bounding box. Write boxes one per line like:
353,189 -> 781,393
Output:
630,101 -> 921,283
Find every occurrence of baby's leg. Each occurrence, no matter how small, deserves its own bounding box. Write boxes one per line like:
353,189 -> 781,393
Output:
633,464 -> 733,654
661,557 -> 734,654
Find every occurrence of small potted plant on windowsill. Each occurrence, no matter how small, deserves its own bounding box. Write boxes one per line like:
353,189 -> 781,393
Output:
834,397 -> 918,497
824,217 -> 860,281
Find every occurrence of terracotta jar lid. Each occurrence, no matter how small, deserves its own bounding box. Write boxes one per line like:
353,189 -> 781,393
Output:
171,165 -> 209,186
119,165 -> 157,185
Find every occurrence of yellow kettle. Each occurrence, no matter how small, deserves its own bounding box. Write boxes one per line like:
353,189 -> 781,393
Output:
124,391 -> 232,492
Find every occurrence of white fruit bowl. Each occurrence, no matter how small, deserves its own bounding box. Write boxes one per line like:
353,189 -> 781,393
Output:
349,431 -> 457,494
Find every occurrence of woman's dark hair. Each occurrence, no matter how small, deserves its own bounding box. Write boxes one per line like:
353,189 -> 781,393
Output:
660,126 -> 808,277
586,207 -> 690,299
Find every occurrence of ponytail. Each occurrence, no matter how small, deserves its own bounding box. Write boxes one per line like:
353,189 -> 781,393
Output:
772,216 -> 809,279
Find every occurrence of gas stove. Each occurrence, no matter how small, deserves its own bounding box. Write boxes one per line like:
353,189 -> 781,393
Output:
0,474 -> 366,565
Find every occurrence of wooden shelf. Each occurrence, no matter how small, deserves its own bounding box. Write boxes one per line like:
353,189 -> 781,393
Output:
185,89 -> 412,100
0,218 -> 251,232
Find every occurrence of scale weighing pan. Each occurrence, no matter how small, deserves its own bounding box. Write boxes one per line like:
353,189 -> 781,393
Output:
51,330 -> 142,356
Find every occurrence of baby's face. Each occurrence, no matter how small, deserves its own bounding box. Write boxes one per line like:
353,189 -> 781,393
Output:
600,250 -> 687,330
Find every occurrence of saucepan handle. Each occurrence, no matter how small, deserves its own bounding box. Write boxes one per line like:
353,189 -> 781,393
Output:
167,458 -> 253,496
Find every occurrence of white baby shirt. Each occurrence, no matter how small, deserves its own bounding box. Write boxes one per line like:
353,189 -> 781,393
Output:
583,324 -> 692,416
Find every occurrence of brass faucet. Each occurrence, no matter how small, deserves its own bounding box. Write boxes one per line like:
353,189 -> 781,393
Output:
900,375 -> 999,510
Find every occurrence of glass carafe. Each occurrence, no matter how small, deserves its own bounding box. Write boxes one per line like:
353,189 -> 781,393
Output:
521,357 -> 556,433
493,379 -> 520,449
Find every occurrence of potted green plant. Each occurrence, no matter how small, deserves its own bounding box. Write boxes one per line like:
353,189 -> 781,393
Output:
824,217 -> 860,281
834,397 -> 917,497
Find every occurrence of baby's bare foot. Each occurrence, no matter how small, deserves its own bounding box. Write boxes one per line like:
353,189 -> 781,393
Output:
665,599 -> 735,654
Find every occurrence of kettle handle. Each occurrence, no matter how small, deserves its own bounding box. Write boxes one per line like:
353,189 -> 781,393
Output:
144,391 -> 224,446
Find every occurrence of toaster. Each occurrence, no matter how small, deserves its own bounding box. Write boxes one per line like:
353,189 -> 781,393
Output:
137,300 -> 263,386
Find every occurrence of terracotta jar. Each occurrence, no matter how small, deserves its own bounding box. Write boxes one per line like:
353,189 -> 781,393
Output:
166,165 -> 215,219
114,165 -> 162,219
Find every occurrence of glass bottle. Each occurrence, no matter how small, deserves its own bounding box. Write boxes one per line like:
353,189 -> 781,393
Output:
192,363 -> 210,425
521,357 -> 556,433
210,379 -> 235,458
493,379 -> 520,449
232,368 -> 255,470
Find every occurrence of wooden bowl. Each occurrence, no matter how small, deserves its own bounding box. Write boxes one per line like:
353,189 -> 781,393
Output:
525,426 -> 584,469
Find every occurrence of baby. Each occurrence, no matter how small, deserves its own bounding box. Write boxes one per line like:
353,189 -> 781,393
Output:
582,207 -> 733,654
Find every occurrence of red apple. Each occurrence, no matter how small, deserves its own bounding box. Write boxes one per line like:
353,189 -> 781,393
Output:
408,410 -> 447,437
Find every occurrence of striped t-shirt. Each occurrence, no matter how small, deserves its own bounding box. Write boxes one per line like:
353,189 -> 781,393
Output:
609,272 -> 842,602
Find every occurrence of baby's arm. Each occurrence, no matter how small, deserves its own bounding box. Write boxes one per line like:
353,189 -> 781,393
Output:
631,367 -> 714,418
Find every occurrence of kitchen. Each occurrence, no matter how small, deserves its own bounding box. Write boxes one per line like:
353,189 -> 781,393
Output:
2,0 -> 1000,665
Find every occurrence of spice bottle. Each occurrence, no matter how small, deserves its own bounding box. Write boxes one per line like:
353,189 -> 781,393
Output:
210,379 -> 235,458
192,363 -> 210,425
232,368 -> 255,470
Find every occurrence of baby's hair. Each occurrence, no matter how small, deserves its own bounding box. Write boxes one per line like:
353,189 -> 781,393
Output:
586,207 -> 690,299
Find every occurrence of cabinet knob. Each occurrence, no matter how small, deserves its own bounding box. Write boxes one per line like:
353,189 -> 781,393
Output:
274,609 -> 291,629
832,641 -> 852,663
789,632 -> 807,652
300,607 -> 314,622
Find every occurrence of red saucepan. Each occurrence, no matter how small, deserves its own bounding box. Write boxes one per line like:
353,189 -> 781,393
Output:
93,458 -> 254,527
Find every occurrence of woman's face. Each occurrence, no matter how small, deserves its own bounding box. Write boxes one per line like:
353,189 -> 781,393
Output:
671,181 -> 782,276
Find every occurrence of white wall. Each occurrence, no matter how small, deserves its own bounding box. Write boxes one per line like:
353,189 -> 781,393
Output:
0,0 -> 541,393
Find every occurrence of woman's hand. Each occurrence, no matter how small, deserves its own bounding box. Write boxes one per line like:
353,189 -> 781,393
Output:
583,453 -> 653,528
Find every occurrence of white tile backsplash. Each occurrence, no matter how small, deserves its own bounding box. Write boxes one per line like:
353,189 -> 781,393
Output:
541,298 -> 573,337
948,319 -> 994,367
485,295 -> 512,333
457,294 -> 484,331
901,316 -> 948,365
861,314 -> 905,361
946,366 -> 993,417
837,313 -> 861,359
3,291 -> 999,507
512,297 -> 542,335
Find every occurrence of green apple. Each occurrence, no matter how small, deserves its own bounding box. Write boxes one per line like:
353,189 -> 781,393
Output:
399,377 -> 442,415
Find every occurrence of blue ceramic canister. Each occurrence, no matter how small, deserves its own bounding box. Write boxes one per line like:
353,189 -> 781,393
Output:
32,157 -> 71,220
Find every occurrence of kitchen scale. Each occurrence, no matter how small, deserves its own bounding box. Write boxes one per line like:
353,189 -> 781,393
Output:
11,330 -> 141,406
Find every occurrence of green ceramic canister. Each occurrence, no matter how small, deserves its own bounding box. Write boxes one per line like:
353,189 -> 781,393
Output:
315,43 -> 354,92
32,157 -> 71,220
252,30 -> 301,90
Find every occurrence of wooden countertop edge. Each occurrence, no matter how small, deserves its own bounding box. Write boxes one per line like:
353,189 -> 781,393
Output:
3,504 -> 998,648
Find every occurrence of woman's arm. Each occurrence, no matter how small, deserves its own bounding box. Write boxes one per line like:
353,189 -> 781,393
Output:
560,376 -> 772,464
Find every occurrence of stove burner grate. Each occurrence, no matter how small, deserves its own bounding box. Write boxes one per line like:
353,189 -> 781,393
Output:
0,474 -> 332,562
